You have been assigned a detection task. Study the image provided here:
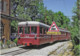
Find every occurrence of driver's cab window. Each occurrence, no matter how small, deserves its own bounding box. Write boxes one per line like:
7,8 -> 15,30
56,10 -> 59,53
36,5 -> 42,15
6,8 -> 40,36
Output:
25,27 -> 30,34
44,28 -> 47,34
19,27 -> 23,34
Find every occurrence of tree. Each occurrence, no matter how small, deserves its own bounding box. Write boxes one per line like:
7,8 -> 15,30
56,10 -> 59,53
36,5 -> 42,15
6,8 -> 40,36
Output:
71,4 -> 79,45
11,0 -> 41,33
11,0 -> 41,20
10,0 -> 71,33
71,1 -> 80,56
53,11 -> 70,29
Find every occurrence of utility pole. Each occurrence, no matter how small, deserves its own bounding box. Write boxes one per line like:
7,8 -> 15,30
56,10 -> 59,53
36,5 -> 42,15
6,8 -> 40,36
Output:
77,0 -> 80,38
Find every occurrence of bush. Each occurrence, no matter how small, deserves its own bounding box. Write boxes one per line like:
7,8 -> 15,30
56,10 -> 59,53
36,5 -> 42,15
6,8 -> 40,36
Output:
0,41 -> 3,48
7,40 -> 11,48
7,40 -> 11,45
13,38 -> 18,44
74,45 -> 80,56
0,41 -> 2,45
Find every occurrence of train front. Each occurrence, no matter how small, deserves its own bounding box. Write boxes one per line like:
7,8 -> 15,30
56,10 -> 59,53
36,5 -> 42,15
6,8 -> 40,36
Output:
17,21 -> 39,46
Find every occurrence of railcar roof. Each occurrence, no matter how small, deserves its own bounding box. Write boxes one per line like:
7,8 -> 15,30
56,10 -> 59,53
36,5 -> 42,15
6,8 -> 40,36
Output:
58,27 -> 70,33
18,21 -> 70,33
18,21 -> 50,28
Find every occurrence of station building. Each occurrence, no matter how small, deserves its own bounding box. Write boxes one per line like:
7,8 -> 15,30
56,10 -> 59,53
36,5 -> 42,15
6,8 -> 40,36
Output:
0,0 -> 25,40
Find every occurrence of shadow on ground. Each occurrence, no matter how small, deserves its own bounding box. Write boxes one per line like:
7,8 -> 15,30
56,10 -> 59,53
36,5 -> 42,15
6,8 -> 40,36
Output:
20,40 -> 69,49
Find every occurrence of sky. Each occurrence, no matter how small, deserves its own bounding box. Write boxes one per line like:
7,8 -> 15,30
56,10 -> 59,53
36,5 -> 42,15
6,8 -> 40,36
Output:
43,0 -> 77,21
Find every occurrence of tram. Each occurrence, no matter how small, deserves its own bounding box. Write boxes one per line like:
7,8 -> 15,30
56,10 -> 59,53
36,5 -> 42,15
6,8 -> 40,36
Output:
17,21 -> 71,46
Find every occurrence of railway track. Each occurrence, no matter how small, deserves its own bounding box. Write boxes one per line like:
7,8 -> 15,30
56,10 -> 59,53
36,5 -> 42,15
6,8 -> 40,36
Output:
1,41 -> 69,56
1,48 -> 32,56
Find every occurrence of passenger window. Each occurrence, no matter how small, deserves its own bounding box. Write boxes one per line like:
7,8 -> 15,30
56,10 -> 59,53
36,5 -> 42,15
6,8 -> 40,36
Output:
19,27 -> 23,34
25,27 -> 30,34
61,32 -> 66,35
40,27 -> 43,34
31,27 -> 37,34
47,28 -> 49,31
44,28 -> 46,34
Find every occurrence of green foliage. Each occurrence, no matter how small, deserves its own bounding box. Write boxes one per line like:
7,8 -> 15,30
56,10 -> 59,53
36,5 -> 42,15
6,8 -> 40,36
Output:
13,38 -> 18,44
16,5 -> 31,20
11,0 -> 42,32
37,1 -> 70,27
11,21 -> 18,33
71,1 -> 80,56
54,11 -> 70,28
71,6 -> 79,44
74,45 -> 80,56
7,40 -> 11,45
11,0 -> 71,33
10,1 -> 80,56
0,41 -> 2,46
11,0 -> 79,54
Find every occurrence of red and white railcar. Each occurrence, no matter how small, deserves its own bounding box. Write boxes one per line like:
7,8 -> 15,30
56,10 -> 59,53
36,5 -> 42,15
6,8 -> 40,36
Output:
17,21 -> 71,46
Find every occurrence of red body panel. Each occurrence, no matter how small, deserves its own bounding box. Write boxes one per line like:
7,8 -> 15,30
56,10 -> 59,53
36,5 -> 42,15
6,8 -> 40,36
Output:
18,38 -> 39,46
17,34 -> 70,46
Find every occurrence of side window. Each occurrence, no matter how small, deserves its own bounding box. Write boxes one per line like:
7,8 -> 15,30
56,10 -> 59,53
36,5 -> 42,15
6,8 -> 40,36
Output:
0,0 -> 2,12
47,28 -> 49,31
1,22 -> 4,39
44,28 -> 49,34
31,27 -> 37,34
44,28 -> 46,34
40,27 -> 43,34
61,32 -> 66,35
25,27 -> 30,34
66,33 -> 67,35
19,27 -> 23,33
3,1 -> 7,12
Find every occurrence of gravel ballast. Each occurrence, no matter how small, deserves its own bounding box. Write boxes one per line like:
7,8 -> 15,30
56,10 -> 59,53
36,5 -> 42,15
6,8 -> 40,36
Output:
17,41 -> 68,56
